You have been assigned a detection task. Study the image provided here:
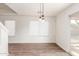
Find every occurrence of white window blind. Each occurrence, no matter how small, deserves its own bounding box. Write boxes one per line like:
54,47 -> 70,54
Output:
29,21 -> 48,36
5,20 -> 15,36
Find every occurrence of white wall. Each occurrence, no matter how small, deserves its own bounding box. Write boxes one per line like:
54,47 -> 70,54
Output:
0,22 -> 8,55
56,4 -> 79,52
0,16 -> 56,43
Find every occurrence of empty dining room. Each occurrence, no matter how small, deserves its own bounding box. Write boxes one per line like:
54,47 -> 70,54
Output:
0,3 -> 79,56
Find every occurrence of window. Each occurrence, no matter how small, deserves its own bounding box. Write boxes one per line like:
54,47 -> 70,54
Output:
29,21 -> 39,35
39,21 -> 48,35
29,21 -> 48,36
5,20 -> 15,36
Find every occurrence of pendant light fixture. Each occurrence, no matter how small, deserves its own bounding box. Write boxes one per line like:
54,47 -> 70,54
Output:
39,3 -> 45,21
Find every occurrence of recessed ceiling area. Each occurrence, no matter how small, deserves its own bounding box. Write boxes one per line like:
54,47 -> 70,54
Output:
0,3 -> 72,16
5,3 -> 72,16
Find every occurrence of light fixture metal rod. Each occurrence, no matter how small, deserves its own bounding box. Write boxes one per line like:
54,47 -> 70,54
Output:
42,3 -> 44,15
39,3 -> 45,20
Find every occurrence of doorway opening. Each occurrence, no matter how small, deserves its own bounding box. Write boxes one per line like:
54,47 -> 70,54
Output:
70,12 -> 79,55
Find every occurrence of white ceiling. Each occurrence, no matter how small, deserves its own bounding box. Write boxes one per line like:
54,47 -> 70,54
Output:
0,3 -> 16,15
0,3 -> 72,16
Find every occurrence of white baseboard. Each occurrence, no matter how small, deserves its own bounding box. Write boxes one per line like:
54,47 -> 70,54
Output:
0,53 -> 8,56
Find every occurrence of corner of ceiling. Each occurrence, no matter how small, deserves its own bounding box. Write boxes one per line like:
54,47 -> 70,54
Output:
55,4 -> 73,17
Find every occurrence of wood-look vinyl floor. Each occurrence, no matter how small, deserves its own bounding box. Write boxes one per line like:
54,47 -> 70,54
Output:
8,43 -> 70,56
